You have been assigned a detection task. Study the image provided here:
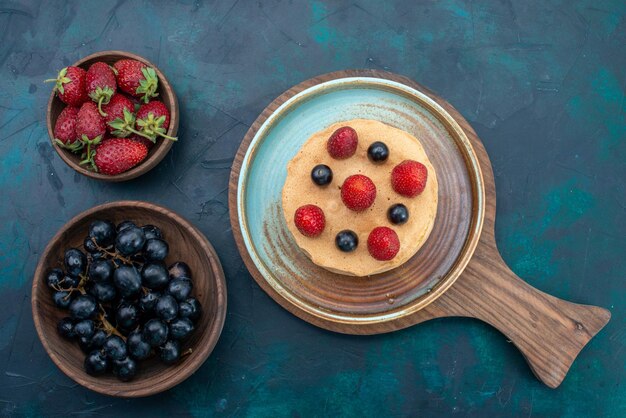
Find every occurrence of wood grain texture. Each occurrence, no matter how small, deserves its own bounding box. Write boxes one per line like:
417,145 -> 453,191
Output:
243,89 -> 484,319
46,50 -> 179,182
228,70 -> 611,389
229,70 -> 484,324
31,201 -> 227,397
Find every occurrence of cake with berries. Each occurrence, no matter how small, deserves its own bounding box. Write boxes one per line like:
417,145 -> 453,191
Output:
282,119 -> 438,276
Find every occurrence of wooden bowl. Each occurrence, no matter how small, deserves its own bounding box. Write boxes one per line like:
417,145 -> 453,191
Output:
46,51 -> 179,182
31,201 -> 227,397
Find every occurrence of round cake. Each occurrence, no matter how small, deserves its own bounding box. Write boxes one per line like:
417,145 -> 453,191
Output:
282,119 -> 438,276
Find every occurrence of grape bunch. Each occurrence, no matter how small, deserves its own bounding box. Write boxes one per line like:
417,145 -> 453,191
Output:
45,220 -> 202,381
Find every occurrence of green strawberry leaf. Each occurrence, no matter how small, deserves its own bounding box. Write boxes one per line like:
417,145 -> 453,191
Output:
136,111 -> 177,142
108,109 -> 155,141
78,135 -> 101,172
136,67 -> 159,103
54,138 -> 84,153
44,67 -> 70,95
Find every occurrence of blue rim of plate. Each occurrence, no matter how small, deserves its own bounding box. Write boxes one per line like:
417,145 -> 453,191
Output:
236,76 -> 484,325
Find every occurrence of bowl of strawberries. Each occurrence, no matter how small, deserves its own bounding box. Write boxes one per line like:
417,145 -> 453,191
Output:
46,51 -> 179,181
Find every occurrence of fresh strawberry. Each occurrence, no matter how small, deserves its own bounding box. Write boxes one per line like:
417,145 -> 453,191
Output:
135,101 -> 177,142
130,134 -> 155,150
294,205 -> 325,237
113,59 -> 159,103
327,126 -> 358,159
391,160 -> 428,197
102,94 -> 135,134
136,101 -> 169,129
340,174 -> 376,211
367,227 -> 400,261
53,106 -> 82,151
76,102 -> 106,141
45,66 -> 88,107
107,106 -> 155,145
94,138 -> 148,175
75,102 -> 106,171
86,62 -> 117,116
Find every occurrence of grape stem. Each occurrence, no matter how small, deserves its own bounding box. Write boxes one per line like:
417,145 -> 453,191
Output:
98,311 -> 125,340
53,271 -> 89,299
90,238 -> 134,265
76,272 -> 89,294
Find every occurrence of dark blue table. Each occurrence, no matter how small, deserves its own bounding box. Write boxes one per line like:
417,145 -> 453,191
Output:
0,1 -> 624,416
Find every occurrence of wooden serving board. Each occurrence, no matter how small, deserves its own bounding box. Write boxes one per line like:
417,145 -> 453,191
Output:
228,70 -> 611,389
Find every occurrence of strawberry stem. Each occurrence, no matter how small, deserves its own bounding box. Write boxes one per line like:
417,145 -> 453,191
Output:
157,131 -> 178,141
127,126 -> 155,141
78,135 -> 101,172
54,138 -> 84,153
108,109 -> 155,141
137,67 -> 159,103
89,86 -> 113,117
97,96 -> 107,116
44,67 -> 70,94
135,113 -> 177,142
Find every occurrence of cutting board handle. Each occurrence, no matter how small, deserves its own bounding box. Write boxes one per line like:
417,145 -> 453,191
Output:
445,248 -> 611,388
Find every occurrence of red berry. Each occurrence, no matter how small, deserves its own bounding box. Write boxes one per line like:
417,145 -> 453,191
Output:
391,160 -> 428,197
136,101 -> 170,130
135,101 -> 176,142
86,62 -> 117,116
113,59 -> 159,103
367,227 -> 400,261
53,106 -> 80,145
102,94 -> 135,133
94,138 -> 148,175
327,126 -> 358,159
340,174 -> 376,211
130,134 -> 155,150
45,66 -> 88,107
75,102 -> 106,141
294,205 -> 325,237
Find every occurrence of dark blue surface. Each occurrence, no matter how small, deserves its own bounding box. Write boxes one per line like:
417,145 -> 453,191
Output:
0,1 -> 624,416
